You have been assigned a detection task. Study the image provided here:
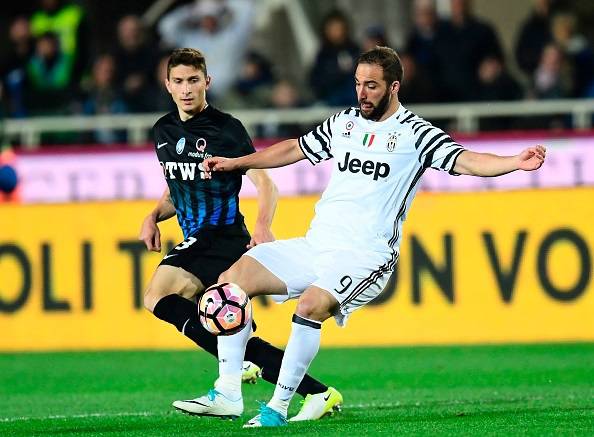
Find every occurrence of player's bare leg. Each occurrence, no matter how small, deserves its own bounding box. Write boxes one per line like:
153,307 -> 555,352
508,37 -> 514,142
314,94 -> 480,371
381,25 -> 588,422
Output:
149,266 -> 335,415
143,265 -> 225,361
144,265 -> 204,312
218,254 -> 288,298
223,258 -> 343,420
173,256 -> 342,420
216,253 -> 288,402
191,256 -> 285,408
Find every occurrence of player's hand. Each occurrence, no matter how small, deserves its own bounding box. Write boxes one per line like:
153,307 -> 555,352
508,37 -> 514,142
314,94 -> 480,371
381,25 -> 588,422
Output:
247,226 -> 275,249
517,145 -> 546,171
139,215 -> 162,252
202,156 -> 238,179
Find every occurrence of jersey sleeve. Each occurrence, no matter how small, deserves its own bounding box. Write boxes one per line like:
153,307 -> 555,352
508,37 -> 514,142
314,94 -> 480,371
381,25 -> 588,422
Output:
223,117 -> 256,175
411,121 -> 466,175
225,117 -> 256,157
297,111 -> 341,165
151,123 -> 157,145
151,119 -> 163,150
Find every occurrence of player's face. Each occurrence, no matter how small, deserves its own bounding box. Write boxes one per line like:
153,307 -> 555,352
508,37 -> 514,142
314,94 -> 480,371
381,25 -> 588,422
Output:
355,63 -> 399,121
166,65 -> 210,118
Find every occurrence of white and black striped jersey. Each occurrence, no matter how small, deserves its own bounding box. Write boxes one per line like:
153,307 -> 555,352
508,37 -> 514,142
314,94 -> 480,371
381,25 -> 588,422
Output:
298,104 -> 465,255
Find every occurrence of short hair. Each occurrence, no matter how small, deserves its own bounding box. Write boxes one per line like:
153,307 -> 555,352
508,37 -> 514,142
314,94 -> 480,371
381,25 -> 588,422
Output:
320,9 -> 351,42
167,48 -> 207,78
357,46 -> 404,86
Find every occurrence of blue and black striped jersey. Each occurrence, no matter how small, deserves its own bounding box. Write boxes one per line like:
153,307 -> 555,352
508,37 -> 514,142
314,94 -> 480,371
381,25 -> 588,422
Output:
152,105 -> 255,238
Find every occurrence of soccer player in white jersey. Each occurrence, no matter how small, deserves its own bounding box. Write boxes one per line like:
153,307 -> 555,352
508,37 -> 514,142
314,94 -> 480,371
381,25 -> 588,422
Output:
193,46 -> 546,426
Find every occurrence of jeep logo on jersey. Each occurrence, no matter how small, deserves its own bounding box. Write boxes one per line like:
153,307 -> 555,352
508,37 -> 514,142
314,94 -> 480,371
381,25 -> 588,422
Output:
196,138 -> 207,152
176,137 -> 186,154
337,152 -> 390,180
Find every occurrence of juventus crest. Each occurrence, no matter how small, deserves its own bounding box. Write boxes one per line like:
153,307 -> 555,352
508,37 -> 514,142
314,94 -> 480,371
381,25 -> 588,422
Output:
386,133 -> 398,152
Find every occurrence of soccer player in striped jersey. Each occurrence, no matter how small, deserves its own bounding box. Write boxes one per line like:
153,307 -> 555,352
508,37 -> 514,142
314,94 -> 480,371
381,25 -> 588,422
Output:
139,48 -> 342,420
196,46 -> 546,427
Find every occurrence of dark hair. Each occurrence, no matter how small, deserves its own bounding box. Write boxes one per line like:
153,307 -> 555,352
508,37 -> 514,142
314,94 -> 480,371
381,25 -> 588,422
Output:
320,9 -> 351,45
167,48 -> 207,78
357,46 -> 404,85
39,31 -> 59,43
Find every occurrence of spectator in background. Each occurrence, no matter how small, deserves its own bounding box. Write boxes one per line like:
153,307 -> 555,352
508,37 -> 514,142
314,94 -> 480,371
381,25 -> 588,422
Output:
362,25 -> 389,52
30,0 -> 90,87
146,53 -> 177,112
531,43 -> 573,100
81,54 -> 127,143
25,32 -> 74,115
403,0 -> 444,96
476,55 -> 524,130
1,17 -> 33,75
269,80 -> 303,109
309,9 -> 360,106
158,0 -> 255,100
527,42 -> 573,129
221,51 -> 275,109
551,13 -> 594,97
434,0 -> 503,101
113,15 -> 157,113
259,79 -> 307,138
398,53 -> 439,103
514,0 -> 554,77
476,55 -> 523,101
1,17 -> 34,117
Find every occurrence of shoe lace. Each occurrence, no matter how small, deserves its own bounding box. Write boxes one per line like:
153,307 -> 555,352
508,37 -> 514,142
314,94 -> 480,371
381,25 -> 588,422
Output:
207,389 -> 218,401
298,394 -> 312,408
258,402 -> 277,419
257,401 -> 287,425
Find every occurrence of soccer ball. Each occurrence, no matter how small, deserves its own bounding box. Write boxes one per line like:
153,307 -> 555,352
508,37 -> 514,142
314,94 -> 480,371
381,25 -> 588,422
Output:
198,282 -> 252,336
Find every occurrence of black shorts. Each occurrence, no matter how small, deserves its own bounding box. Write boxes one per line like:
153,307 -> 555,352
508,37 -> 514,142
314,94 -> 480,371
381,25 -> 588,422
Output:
159,222 -> 251,287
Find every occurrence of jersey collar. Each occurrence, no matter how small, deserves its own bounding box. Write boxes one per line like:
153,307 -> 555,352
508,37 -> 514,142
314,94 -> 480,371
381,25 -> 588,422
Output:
364,102 -> 407,126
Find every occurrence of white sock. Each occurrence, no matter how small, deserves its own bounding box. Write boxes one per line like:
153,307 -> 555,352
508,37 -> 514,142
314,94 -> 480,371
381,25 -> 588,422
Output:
268,315 -> 322,417
215,321 -> 252,401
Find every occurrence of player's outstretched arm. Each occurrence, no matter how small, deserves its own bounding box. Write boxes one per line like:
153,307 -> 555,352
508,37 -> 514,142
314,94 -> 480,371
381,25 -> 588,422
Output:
453,145 -> 546,177
246,169 -> 278,249
203,139 -> 305,177
139,188 -> 176,252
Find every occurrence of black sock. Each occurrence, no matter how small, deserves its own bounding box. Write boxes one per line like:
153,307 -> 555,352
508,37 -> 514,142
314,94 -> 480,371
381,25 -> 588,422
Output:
245,336 -> 328,397
153,294 -> 217,356
153,295 -> 329,397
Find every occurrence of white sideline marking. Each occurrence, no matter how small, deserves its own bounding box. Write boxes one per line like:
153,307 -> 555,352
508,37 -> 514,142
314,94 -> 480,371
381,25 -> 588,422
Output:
0,403 -> 398,423
0,397 -> 546,423
0,411 -> 157,423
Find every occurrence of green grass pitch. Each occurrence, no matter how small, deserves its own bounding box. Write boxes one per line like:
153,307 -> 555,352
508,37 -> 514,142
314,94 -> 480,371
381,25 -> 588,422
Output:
1,343 -> 592,436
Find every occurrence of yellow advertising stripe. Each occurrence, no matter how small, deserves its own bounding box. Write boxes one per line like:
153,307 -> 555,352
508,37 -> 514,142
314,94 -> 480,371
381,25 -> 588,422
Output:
0,188 -> 593,351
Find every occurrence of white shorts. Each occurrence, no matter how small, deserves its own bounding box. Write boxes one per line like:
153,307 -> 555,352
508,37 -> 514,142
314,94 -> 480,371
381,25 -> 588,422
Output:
245,237 -> 397,326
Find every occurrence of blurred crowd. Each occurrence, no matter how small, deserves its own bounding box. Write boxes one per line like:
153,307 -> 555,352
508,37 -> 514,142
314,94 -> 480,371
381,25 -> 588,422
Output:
1,0 -> 594,139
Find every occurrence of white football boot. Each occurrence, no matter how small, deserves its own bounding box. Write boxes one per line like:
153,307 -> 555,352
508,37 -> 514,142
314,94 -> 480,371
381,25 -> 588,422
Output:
172,389 -> 242,419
